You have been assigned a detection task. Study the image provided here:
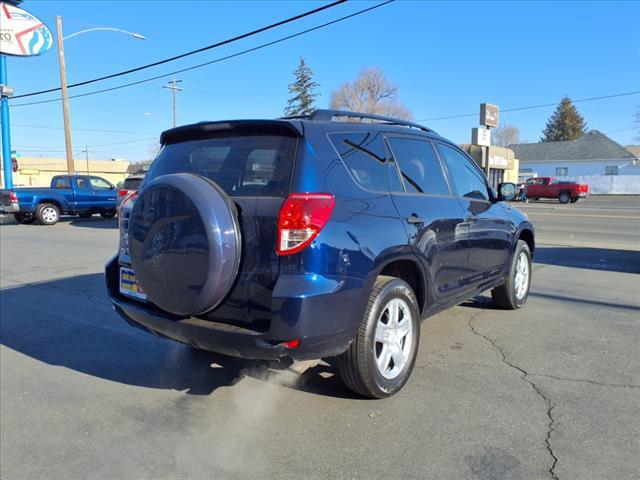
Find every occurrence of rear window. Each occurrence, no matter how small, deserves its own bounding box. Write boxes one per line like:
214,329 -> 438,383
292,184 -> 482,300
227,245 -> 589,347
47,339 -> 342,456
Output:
145,135 -> 297,197
123,178 -> 143,190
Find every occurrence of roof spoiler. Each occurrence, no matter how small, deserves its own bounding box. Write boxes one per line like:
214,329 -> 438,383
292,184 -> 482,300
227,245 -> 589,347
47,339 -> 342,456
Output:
160,120 -> 302,145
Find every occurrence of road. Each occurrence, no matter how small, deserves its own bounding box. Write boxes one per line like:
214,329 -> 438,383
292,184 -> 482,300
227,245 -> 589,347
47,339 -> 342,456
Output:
1,197 -> 639,480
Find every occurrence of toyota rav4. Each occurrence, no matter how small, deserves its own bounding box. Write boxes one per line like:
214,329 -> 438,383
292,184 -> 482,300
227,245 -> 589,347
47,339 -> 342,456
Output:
105,110 -> 534,398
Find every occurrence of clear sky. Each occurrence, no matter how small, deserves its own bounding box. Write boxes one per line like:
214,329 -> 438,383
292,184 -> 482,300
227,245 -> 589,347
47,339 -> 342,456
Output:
5,0 -> 640,163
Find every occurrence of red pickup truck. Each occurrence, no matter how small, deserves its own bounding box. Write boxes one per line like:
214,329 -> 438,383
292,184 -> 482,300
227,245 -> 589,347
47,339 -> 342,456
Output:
524,177 -> 589,204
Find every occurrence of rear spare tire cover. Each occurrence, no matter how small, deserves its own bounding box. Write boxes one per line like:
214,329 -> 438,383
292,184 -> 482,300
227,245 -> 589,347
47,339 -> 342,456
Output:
128,173 -> 241,316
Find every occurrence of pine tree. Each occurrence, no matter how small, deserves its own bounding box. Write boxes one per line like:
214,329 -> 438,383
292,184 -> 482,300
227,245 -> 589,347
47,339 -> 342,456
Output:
540,96 -> 587,142
283,58 -> 320,117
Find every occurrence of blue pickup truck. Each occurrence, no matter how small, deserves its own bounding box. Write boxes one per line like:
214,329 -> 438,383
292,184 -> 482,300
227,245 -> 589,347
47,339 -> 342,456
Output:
0,174 -> 118,225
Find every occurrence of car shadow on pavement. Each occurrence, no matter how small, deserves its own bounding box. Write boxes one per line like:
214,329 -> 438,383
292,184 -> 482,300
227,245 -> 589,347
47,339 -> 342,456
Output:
0,273 -> 359,399
533,246 -> 640,274
68,217 -> 118,229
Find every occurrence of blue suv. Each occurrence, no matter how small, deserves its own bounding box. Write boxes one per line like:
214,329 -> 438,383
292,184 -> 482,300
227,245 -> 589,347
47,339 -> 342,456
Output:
105,110 -> 534,398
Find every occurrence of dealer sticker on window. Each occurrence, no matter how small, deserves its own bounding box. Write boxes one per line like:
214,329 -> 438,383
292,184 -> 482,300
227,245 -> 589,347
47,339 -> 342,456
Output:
119,267 -> 147,301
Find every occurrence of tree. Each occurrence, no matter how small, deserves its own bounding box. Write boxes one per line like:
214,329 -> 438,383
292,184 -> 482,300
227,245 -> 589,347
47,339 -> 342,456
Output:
540,96 -> 587,142
492,123 -> 521,147
283,58 -> 320,117
330,67 -> 413,120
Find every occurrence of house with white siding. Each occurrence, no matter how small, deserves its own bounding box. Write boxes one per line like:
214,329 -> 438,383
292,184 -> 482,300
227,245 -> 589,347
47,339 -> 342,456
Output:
510,130 -> 639,178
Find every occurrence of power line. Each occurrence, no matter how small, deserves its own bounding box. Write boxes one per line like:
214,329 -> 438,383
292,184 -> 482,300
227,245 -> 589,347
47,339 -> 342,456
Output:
11,1 -> 394,108
11,0 -> 348,100
416,91 -> 640,122
11,123 -> 156,135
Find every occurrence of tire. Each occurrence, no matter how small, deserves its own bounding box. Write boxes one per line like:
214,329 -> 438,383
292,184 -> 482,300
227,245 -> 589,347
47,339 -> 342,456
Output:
492,240 -> 532,310
100,210 -> 116,219
14,212 -> 35,224
559,191 -> 571,204
36,203 -> 60,225
79,213 -> 93,218
337,276 -> 420,398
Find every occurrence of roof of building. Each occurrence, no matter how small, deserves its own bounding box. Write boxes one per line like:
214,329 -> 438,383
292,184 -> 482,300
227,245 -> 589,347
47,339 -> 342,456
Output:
510,130 -> 636,163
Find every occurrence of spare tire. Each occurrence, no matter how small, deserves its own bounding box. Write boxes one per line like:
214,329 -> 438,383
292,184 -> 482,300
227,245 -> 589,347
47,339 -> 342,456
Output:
128,173 -> 241,316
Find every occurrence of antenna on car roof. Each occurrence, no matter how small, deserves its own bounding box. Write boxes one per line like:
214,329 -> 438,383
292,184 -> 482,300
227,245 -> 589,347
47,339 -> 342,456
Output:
281,109 -> 435,134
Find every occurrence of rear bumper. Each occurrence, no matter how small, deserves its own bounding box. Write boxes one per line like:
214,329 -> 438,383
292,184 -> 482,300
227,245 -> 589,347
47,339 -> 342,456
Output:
577,192 -> 588,198
0,204 -> 19,214
105,257 -> 364,361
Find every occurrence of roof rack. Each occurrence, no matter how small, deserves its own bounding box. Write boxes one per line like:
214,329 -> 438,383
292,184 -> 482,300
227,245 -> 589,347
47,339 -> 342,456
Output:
282,109 -> 435,134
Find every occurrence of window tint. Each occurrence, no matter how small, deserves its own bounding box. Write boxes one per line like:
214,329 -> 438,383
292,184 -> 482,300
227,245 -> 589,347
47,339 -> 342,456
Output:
436,143 -> 489,201
76,178 -> 89,189
387,138 -> 449,195
52,177 -> 70,189
330,132 -> 391,192
146,135 -> 296,197
89,177 -> 113,189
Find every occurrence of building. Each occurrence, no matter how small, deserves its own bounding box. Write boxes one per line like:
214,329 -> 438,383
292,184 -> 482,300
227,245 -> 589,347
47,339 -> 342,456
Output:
510,130 -> 640,178
1,157 -> 130,187
459,144 -> 520,188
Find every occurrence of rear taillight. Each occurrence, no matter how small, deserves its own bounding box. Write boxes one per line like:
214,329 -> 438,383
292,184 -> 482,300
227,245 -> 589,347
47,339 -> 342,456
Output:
277,193 -> 335,256
118,188 -> 129,197
9,192 -> 18,204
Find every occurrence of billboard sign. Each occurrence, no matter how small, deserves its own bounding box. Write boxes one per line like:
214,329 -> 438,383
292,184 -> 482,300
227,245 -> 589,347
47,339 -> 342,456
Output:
472,127 -> 491,147
480,103 -> 499,128
0,2 -> 53,56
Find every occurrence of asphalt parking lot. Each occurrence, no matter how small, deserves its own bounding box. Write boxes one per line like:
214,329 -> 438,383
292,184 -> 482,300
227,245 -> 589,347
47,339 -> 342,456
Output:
1,196 -> 639,480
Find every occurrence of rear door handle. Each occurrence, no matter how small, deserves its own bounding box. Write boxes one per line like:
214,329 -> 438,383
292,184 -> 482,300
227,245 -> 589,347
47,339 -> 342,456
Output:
405,215 -> 425,225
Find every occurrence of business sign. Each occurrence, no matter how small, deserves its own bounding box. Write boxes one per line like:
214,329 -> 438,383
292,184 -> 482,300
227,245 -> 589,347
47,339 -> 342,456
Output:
480,103 -> 499,128
0,2 -> 53,56
472,127 -> 491,147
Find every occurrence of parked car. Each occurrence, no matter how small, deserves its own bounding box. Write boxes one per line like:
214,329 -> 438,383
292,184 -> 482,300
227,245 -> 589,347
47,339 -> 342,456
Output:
116,174 -> 145,208
524,176 -> 589,203
106,110 -> 535,398
0,174 -> 117,225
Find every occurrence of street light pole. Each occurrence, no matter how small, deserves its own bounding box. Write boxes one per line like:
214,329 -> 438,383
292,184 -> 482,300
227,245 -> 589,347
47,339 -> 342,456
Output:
54,20 -> 146,175
56,16 -> 74,175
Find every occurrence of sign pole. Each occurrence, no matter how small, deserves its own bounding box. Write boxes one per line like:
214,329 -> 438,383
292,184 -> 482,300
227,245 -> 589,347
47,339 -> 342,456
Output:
0,54 -> 13,189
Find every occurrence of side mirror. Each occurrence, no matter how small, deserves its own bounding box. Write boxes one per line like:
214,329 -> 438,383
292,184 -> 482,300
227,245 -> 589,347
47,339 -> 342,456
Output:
498,182 -> 517,202
109,185 -> 116,190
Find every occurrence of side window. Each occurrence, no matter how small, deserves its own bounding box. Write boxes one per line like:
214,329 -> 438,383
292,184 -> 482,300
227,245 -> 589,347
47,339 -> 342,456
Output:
436,143 -> 489,201
329,132 -> 392,192
52,177 -> 71,189
76,178 -> 89,189
386,137 -> 449,195
89,177 -> 113,190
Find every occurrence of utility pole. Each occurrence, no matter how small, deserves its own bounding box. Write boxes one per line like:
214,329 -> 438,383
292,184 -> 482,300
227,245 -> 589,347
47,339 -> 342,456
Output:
56,16 -> 74,175
163,78 -> 183,128
83,145 -> 89,174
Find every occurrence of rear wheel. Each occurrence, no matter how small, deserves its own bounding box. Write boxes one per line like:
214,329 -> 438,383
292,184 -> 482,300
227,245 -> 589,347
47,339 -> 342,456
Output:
337,276 -> 420,398
36,203 -> 60,225
100,210 -> 116,219
14,212 -> 35,224
492,240 -> 532,309
559,191 -> 571,204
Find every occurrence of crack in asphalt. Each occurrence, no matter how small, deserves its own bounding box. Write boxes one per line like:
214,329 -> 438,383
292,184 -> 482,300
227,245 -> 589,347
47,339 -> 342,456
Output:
528,373 -> 640,389
467,305 -> 559,480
